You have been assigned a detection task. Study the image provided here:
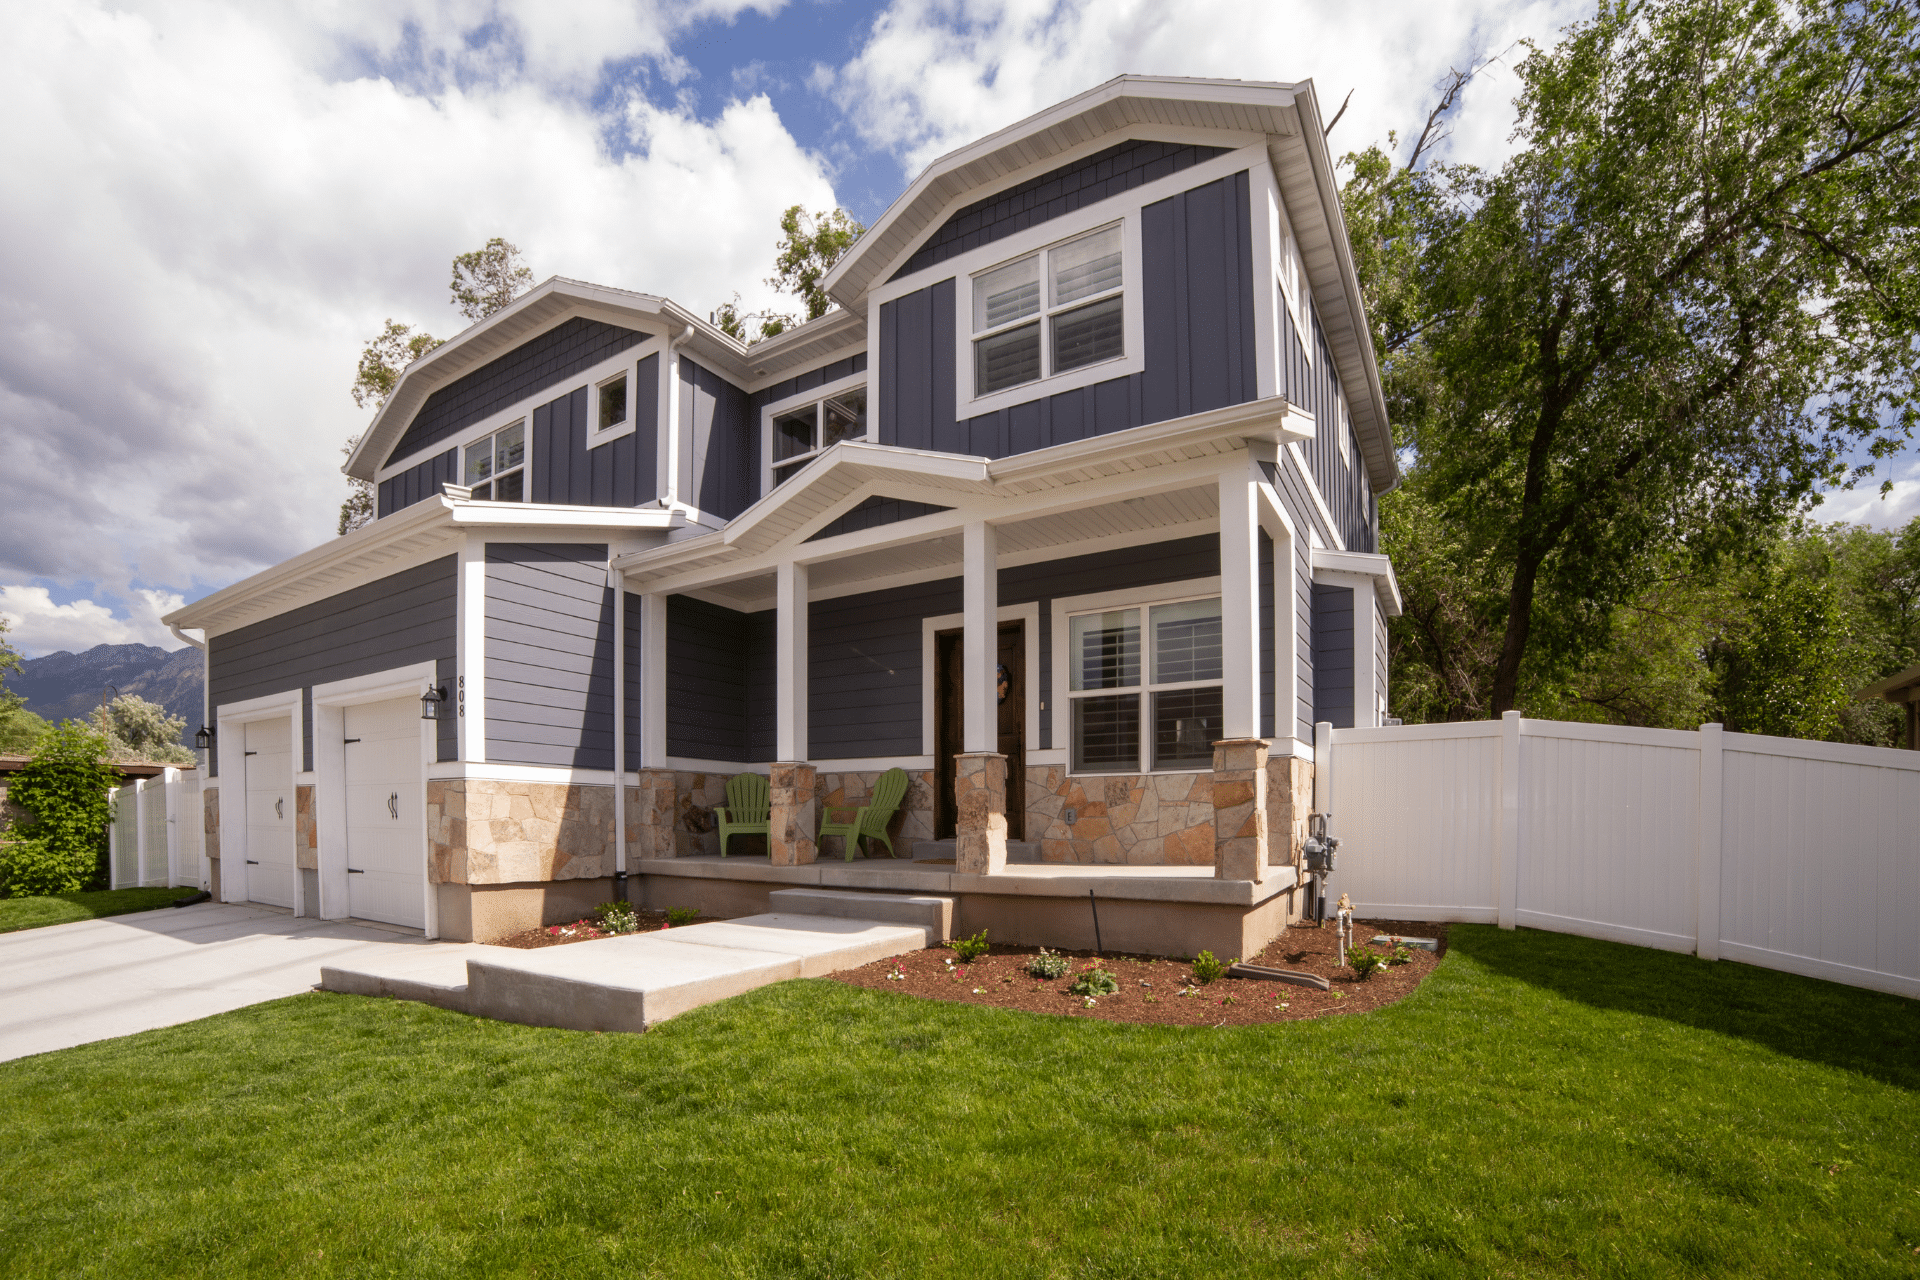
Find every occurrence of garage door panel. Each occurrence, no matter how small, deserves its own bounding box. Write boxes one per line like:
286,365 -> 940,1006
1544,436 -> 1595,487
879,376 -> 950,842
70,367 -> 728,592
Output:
343,696 -> 425,929
244,717 -> 295,909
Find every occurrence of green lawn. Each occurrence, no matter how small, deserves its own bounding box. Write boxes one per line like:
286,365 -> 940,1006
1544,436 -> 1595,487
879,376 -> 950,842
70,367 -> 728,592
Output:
0,926 -> 1915,1278
0,885 -> 202,934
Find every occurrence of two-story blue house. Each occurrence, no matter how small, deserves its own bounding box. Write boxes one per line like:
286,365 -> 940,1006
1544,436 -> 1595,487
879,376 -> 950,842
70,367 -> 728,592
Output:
167,76 -> 1401,958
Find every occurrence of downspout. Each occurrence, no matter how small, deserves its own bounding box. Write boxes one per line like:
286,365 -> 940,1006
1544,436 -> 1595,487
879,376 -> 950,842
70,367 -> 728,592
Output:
661,324 -> 695,510
610,562 -> 628,900
170,623 -> 209,764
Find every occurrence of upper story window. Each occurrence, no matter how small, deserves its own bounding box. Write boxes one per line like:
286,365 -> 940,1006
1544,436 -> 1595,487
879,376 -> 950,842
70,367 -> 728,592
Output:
464,420 -> 525,502
771,387 -> 867,487
971,224 -> 1124,396
597,372 -> 628,434
1067,594 -> 1223,774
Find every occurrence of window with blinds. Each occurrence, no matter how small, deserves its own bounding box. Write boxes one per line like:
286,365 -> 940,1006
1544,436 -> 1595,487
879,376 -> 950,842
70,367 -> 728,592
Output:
971,223 -> 1125,397
1066,595 -> 1223,773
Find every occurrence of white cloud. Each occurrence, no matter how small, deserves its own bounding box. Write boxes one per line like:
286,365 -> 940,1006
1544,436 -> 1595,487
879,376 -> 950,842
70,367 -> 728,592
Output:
0,587 -> 188,658
820,0 -> 1591,181
1812,456 -> 1920,531
0,0 -> 838,651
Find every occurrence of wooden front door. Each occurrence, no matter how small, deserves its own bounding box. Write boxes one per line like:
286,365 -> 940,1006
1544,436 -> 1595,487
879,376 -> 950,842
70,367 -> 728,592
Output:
933,622 -> 1025,841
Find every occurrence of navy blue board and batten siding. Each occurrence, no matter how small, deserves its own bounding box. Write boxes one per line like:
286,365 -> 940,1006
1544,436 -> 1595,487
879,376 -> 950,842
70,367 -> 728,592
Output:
207,557 -> 458,776
879,171 -> 1258,459
527,355 -> 658,508
662,595 -> 774,763
679,358 -> 758,522
1274,293 -> 1375,553
484,544 -> 615,770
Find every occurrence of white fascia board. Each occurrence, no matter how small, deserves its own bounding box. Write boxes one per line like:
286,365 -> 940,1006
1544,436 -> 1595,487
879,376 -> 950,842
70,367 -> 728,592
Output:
718,442 -> 992,547
824,75 -> 1303,307
445,501 -> 682,531
1311,546 -> 1402,617
988,395 -> 1311,485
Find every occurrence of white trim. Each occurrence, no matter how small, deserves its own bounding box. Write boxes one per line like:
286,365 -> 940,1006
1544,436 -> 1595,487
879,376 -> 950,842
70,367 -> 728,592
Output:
1310,547 -> 1402,616
662,757 -> 770,775
1286,442 -> 1346,552
457,534 -> 487,763
919,602 -> 1043,758
214,688 -> 303,912
310,662 -> 439,936
641,592 -> 668,767
588,359 -> 642,450
427,761 -> 631,785
1048,576 -> 1223,775
760,370 -> 870,497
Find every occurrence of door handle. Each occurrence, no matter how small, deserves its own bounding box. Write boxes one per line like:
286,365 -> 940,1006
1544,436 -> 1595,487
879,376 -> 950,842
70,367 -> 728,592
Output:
275,798 -> 284,820
347,868 -> 365,874
387,793 -> 399,820
245,859 -> 259,865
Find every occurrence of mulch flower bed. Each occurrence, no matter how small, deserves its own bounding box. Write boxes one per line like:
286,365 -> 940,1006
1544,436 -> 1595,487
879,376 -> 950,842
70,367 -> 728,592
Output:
830,919 -> 1447,1026
491,908 -> 714,949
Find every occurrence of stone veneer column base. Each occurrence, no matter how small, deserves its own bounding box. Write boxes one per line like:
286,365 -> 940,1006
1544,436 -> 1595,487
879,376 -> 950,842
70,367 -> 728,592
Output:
1212,738 -> 1268,882
626,768 -> 677,863
954,752 -> 1008,876
769,762 -> 818,866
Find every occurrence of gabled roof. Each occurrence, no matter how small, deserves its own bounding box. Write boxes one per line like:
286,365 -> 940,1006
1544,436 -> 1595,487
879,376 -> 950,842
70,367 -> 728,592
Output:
342,279 -> 866,482
823,74 -> 1398,495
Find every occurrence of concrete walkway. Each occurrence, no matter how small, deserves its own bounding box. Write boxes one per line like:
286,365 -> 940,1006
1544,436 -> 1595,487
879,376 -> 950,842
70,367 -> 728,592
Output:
0,902 -> 462,1063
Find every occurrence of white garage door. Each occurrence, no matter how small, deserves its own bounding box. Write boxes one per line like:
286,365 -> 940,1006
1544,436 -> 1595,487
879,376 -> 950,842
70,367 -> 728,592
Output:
243,717 -> 296,909
343,696 -> 425,928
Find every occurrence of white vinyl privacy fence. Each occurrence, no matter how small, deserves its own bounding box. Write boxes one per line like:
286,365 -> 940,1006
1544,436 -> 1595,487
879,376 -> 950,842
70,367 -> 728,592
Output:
109,769 -> 208,891
1322,714 -> 1920,998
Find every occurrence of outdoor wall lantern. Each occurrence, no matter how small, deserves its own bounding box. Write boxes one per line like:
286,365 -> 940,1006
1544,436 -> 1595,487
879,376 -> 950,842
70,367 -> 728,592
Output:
419,686 -> 448,721
194,724 -> 215,751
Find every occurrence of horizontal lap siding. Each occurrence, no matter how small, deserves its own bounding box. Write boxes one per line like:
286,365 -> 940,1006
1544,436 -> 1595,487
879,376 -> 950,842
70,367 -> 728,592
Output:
1312,583 -> 1354,729
485,544 -> 613,769
750,353 -> 868,416
208,557 -> 458,774
891,139 -> 1230,282
877,172 -> 1257,461
385,318 -> 651,467
376,448 -> 457,518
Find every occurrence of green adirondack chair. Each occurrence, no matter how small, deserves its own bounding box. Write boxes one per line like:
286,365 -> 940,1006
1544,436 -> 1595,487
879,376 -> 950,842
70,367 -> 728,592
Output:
818,767 -> 911,861
714,772 -> 770,857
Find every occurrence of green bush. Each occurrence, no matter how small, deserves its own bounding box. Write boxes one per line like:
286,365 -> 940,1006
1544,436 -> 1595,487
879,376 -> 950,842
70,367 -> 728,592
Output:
1068,968 -> 1119,997
1024,948 -> 1070,980
949,928 -> 989,963
1191,950 -> 1228,984
1348,945 -> 1388,979
4,725 -> 116,897
596,901 -> 640,935
664,906 -> 700,927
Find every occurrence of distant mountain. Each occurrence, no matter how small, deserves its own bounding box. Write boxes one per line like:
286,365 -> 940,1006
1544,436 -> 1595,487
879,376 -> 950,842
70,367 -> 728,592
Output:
7,644 -> 205,742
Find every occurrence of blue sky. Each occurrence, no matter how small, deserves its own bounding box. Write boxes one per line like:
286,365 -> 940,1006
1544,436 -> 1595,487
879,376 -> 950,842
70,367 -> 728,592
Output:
0,0 -> 1909,658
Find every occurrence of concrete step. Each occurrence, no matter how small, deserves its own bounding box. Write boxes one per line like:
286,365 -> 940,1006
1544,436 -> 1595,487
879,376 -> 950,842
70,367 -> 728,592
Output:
769,887 -> 954,938
322,913 -> 931,1033
910,839 -> 1045,863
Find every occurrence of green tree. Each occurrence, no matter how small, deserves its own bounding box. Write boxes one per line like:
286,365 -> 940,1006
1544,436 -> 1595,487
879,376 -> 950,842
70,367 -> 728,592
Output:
1365,0 -> 1920,717
1708,567 -> 1857,739
451,237 -> 534,322
712,205 -> 868,346
340,238 -> 534,535
0,708 -> 52,756
2,723 -> 117,896
0,615 -> 22,716
97,695 -> 194,765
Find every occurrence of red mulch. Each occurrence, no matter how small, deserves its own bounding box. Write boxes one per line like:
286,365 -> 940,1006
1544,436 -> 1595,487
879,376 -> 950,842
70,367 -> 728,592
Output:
491,908 -> 717,949
828,920 -> 1447,1026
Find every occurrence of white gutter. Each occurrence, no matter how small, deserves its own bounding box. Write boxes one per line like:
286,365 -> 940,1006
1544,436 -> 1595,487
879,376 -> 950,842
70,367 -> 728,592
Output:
610,562 -> 627,892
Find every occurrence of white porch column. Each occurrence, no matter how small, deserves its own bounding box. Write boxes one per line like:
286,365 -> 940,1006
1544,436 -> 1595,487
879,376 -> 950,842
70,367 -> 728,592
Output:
961,520 -> 998,752
776,560 -> 810,761
640,592 -> 668,766
1219,458 -> 1262,739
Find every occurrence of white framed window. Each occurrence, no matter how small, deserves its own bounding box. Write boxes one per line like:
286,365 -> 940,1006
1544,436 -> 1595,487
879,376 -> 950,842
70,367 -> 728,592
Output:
463,419 -> 526,502
1065,592 -> 1223,774
971,223 -> 1125,398
763,379 -> 868,490
595,370 -> 628,437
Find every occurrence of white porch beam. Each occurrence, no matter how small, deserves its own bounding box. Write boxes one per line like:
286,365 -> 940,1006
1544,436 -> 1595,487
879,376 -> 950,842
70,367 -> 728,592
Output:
1219,458 -> 1262,740
962,521 -> 998,754
776,561 -> 810,760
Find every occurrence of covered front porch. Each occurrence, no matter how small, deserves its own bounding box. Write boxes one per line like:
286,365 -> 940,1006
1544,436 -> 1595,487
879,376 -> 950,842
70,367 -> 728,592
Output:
610,398 -> 1326,952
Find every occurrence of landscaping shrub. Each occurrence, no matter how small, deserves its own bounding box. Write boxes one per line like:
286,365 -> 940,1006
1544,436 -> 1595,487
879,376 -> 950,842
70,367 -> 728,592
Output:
664,906 -> 700,927
1068,968 -> 1119,997
1190,950 -> 1227,984
949,928 -> 989,963
1024,948 -> 1070,980
596,901 -> 640,935
2,725 -> 115,897
1348,945 -> 1388,979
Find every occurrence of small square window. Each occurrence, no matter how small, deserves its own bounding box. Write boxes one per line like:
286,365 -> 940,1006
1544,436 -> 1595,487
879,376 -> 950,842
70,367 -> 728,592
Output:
463,420 -> 526,502
765,385 -> 868,489
598,374 -> 628,432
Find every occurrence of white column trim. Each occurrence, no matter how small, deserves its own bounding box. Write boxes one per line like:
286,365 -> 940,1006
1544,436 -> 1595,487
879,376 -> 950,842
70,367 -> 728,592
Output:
457,533 -> 487,763
1219,459 -> 1261,740
961,520 -> 998,754
641,592 -> 668,766
776,560 -> 810,760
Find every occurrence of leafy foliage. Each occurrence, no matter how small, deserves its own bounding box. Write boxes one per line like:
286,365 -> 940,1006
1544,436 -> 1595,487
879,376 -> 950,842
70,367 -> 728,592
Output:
1067,967 -> 1119,997
450,237 -> 534,323
1708,567 -> 1856,739
99,695 -> 193,764
766,205 -> 864,324
664,906 -> 700,927
1190,950 -> 1227,985
595,901 -> 641,935
949,928 -> 989,963
0,708 -> 50,756
0,616 -> 22,717
1357,0 -> 1920,717
1347,945 -> 1388,979
1024,948 -> 1070,980
3,724 -> 116,896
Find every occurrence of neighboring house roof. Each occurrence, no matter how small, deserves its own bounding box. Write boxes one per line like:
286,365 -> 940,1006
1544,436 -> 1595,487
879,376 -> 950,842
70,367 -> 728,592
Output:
823,74 -> 1398,495
343,281 -> 865,482
1858,663 -> 1920,701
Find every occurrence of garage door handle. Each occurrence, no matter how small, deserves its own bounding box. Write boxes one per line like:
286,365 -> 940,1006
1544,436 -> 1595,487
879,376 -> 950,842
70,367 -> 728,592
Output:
275,798 -> 284,820
347,868 -> 365,874
388,793 -> 399,820
245,859 -> 259,865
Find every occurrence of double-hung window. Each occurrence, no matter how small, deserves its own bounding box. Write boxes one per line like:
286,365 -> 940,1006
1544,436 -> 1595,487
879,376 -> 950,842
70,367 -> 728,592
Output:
463,420 -> 526,502
971,223 -> 1124,397
1067,596 -> 1223,773
770,387 -> 867,487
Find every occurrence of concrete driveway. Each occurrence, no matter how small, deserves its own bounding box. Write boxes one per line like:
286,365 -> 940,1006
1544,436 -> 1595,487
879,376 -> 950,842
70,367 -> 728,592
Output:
0,901 -> 458,1062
